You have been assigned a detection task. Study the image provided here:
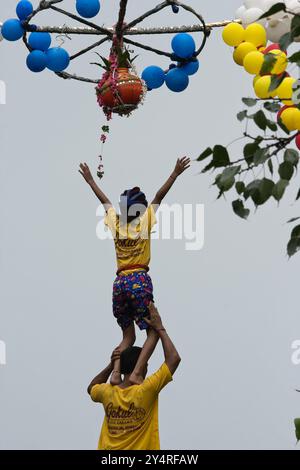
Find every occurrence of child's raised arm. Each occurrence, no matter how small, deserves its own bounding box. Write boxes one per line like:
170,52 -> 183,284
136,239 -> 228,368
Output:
79,163 -> 112,210
151,156 -> 190,209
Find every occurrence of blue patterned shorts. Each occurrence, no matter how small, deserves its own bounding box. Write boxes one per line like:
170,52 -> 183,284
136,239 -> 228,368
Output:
112,271 -> 154,331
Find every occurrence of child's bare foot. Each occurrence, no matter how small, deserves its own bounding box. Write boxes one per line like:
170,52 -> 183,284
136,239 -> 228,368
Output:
129,372 -> 144,385
110,371 -> 122,386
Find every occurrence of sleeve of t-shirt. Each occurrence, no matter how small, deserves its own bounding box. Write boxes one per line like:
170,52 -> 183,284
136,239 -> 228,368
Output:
104,207 -> 117,234
141,363 -> 173,396
140,204 -> 157,234
90,383 -> 110,403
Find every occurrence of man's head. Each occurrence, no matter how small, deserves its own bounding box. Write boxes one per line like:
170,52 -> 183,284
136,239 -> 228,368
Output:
120,346 -> 148,378
119,187 -> 148,223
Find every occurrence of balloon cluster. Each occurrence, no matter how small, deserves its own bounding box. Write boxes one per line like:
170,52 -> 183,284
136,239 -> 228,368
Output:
223,20 -> 300,145
235,0 -> 300,43
1,1 -> 70,73
141,33 -> 200,93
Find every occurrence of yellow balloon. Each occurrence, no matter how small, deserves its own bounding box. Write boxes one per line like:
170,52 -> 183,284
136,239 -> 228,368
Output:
244,23 -> 267,47
254,76 -> 275,99
294,109 -> 300,130
222,22 -> 245,47
253,75 -> 260,87
269,50 -> 287,75
243,51 -> 264,75
277,77 -> 296,105
281,107 -> 300,131
233,42 -> 257,66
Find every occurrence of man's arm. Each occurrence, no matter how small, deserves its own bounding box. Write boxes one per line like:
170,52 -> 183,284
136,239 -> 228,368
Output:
144,303 -> 181,375
79,163 -> 112,209
87,348 -> 120,395
151,157 -> 190,209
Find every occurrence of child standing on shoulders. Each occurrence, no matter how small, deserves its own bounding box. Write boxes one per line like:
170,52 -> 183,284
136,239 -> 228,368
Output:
79,157 -> 190,385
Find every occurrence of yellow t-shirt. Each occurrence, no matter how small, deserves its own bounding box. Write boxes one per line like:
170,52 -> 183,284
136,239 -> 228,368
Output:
91,363 -> 172,450
104,205 -> 156,275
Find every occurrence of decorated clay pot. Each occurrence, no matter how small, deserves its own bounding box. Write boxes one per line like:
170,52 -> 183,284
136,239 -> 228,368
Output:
97,67 -> 144,115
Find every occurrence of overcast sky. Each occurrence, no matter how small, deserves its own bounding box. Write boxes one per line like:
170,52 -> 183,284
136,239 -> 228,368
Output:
0,0 -> 300,450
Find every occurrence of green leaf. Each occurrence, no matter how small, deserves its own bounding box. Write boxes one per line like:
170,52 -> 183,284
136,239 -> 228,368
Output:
232,199 -> 250,220
264,101 -> 281,113
294,418 -> 300,441
268,159 -> 274,175
284,149 -> 299,166
235,181 -> 245,195
212,145 -> 230,168
201,161 -> 215,173
288,51 -> 300,64
272,179 -> 289,201
216,166 -> 241,193
243,142 -> 260,166
278,117 -> 290,135
261,53 -> 277,75
197,147 -> 213,161
237,110 -> 247,122
291,15 -> 300,40
270,74 -> 285,92
254,110 -> 268,131
279,32 -> 292,51
253,148 -> 269,165
279,161 -> 294,180
266,119 -> 277,132
245,178 -> 274,206
242,97 -> 258,107
259,2 -> 286,19
256,178 -> 275,205
287,226 -> 300,257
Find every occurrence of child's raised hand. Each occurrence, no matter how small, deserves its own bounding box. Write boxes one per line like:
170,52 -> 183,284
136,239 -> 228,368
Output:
79,163 -> 94,184
174,156 -> 191,176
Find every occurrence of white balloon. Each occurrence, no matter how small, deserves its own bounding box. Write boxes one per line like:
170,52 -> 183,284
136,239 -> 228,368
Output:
235,5 -> 247,19
244,0 -> 263,8
241,7 -> 265,25
0,22 -> 3,42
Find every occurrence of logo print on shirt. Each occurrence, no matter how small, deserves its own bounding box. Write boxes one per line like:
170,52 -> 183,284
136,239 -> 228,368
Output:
106,402 -> 146,422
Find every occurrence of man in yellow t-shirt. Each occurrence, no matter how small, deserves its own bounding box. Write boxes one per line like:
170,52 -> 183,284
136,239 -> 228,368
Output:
79,157 -> 190,387
88,303 -> 181,450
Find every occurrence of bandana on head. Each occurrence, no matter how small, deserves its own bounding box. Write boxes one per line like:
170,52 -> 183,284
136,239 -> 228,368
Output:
120,187 -> 148,209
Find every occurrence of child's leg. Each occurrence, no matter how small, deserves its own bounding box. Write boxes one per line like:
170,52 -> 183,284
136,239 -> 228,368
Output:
110,323 -> 136,386
129,328 -> 159,385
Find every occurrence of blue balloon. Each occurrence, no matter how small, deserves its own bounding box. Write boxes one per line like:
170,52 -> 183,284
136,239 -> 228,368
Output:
171,33 -> 196,59
16,1 -> 33,20
1,19 -> 24,41
141,66 -> 165,90
165,68 -> 189,92
46,47 -> 70,72
76,0 -> 101,18
29,32 -> 51,51
26,50 -> 47,72
178,59 -> 199,76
